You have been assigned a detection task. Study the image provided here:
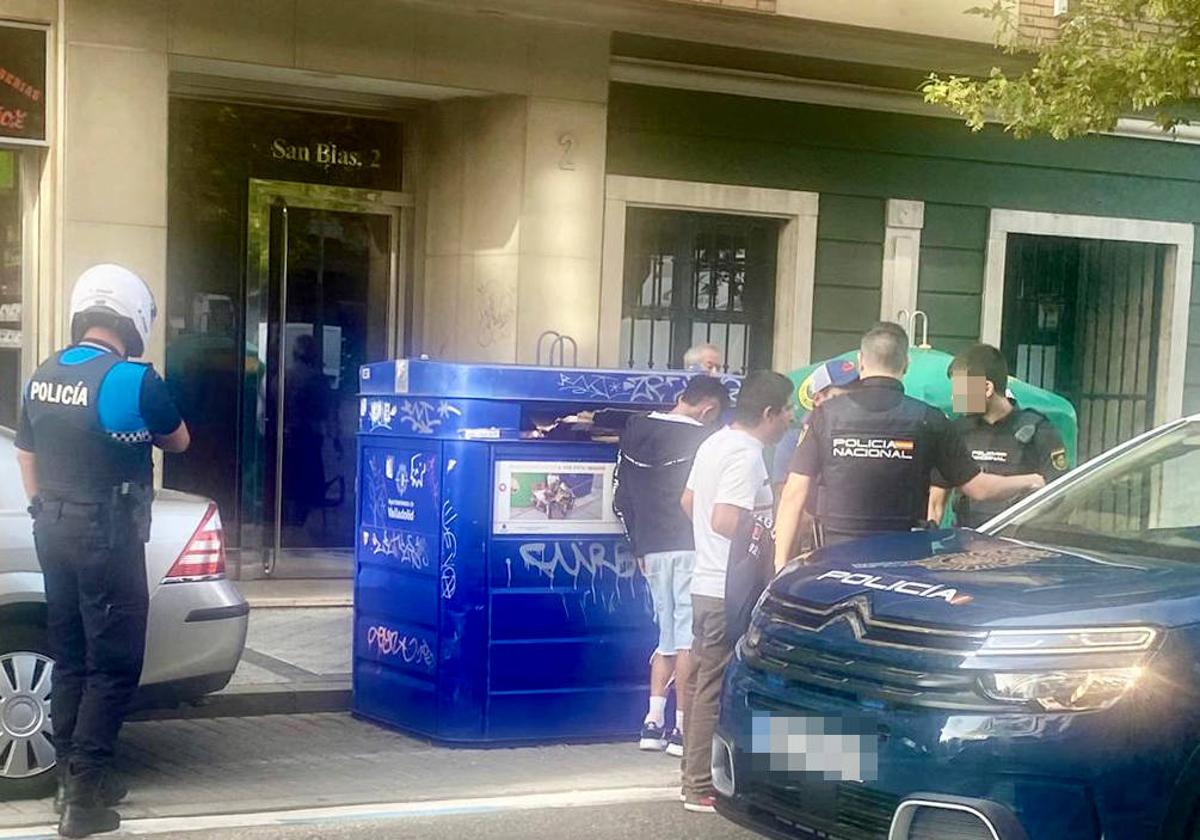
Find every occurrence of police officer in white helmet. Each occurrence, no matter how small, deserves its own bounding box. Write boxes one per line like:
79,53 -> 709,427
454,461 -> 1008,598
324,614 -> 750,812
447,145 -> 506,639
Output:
14,265 -> 189,837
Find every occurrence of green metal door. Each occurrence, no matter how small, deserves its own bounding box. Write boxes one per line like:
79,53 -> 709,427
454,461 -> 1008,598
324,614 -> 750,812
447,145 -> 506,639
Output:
1002,234 -> 1167,462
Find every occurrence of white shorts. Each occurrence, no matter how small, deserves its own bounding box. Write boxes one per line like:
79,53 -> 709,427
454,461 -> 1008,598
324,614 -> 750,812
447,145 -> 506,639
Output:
643,550 -> 695,655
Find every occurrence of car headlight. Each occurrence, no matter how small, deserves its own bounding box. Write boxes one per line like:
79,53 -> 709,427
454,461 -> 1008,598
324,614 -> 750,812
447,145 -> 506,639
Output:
978,667 -> 1143,711
979,626 -> 1157,656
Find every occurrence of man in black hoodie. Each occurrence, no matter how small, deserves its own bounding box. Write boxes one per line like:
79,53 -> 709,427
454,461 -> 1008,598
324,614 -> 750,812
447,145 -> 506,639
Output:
614,376 -> 730,757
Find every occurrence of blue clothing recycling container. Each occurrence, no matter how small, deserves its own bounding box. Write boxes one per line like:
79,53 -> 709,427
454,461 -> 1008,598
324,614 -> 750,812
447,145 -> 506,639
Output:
352,359 -> 738,743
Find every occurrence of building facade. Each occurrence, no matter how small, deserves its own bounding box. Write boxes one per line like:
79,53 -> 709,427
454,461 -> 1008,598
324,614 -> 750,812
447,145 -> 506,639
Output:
2,0 -> 1195,575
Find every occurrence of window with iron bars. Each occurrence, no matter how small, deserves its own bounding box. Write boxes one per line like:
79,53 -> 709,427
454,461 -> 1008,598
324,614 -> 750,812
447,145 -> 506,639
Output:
619,208 -> 779,374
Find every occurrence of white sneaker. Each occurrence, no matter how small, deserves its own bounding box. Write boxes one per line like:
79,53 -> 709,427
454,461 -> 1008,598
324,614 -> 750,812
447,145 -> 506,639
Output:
639,721 -> 667,751
665,728 -> 684,758
683,794 -> 717,813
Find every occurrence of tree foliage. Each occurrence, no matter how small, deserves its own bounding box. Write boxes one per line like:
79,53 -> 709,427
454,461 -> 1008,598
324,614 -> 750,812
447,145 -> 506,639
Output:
923,0 -> 1200,138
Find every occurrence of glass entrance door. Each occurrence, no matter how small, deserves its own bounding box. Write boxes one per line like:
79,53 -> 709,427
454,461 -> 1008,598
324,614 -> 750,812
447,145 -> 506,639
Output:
244,181 -> 409,578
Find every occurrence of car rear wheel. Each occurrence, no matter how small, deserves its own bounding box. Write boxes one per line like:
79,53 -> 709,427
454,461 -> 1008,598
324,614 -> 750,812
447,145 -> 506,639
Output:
0,624 -> 57,801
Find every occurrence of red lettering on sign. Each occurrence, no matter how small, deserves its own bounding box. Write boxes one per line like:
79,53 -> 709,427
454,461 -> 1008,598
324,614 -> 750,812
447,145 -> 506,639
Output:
0,65 -> 43,103
0,107 -> 26,130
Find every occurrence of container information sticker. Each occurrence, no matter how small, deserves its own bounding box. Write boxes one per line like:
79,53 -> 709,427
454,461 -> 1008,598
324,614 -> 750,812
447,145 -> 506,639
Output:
493,460 -> 621,535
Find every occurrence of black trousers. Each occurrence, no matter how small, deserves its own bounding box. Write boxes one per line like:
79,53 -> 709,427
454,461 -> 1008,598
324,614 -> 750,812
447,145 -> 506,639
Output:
34,503 -> 148,775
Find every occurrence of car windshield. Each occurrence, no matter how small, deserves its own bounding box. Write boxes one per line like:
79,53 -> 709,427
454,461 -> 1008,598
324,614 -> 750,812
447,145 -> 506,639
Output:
993,421 -> 1200,562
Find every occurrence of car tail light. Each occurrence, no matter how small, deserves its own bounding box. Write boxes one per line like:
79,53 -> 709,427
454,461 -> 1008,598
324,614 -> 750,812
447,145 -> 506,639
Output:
163,503 -> 226,582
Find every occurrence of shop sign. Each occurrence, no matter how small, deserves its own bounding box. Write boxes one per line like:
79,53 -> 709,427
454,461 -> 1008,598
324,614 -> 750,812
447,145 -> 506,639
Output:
0,23 -> 48,145
270,137 -> 383,172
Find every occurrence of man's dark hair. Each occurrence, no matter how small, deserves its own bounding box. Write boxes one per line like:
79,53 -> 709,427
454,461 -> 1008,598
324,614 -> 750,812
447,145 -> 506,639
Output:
949,343 -> 1008,395
860,322 -> 909,375
680,375 -> 732,411
733,371 -> 793,426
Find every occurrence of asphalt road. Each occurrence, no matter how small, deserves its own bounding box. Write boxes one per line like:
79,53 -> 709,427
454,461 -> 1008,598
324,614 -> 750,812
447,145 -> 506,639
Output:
135,801 -> 764,839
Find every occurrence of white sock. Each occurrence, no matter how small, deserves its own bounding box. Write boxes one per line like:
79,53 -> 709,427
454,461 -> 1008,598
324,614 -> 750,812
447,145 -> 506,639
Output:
676,709 -> 685,733
645,695 -> 667,727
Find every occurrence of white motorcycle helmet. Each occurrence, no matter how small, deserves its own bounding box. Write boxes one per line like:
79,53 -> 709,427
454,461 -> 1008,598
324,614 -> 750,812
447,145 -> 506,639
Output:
69,264 -> 157,358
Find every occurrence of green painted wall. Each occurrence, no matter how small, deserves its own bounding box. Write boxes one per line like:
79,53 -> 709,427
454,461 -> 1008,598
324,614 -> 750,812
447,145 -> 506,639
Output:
813,195 -> 884,360
918,203 -> 988,356
1187,266 -> 1200,413
607,83 -> 1200,411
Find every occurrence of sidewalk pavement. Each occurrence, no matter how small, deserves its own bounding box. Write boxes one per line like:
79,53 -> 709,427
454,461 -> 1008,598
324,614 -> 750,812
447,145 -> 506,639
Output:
234,579 -> 353,608
0,713 -> 681,828
135,601 -> 353,721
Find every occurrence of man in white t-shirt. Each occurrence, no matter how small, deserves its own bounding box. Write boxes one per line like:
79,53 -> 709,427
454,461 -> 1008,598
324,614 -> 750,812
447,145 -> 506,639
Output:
679,370 -> 795,813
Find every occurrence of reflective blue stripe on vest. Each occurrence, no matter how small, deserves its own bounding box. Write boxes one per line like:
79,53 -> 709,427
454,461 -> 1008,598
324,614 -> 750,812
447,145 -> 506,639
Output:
97,361 -> 148,434
59,345 -> 106,366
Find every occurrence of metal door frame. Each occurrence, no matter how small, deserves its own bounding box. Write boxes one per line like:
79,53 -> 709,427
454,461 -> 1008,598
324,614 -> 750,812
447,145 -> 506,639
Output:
981,209 -> 1195,427
242,179 -> 413,574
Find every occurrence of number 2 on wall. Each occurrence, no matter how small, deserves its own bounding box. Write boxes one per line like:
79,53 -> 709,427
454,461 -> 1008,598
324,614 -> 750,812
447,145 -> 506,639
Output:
558,134 -> 576,171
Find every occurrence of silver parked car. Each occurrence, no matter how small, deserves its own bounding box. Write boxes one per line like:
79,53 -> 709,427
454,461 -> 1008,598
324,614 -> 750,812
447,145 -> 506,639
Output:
0,430 -> 248,799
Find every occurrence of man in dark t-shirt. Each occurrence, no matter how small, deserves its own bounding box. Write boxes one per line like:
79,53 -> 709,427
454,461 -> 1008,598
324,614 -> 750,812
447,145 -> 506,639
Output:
930,344 -> 1069,528
614,376 -> 729,757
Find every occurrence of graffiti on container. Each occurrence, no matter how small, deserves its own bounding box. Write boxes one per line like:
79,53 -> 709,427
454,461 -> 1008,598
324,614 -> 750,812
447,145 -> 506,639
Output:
364,398 -> 399,432
366,624 -> 434,669
397,399 -> 462,435
362,529 -> 431,570
515,541 -> 645,616
440,500 -> 458,600
364,456 -> 389,528
385,452 -> 432,498
556,372 -> 702,405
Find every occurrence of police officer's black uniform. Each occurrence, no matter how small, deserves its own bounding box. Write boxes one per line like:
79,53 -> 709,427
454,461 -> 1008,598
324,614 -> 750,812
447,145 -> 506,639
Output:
938,405 -> 1069,528
789,377 -> 980,545
16,337 -> 181,834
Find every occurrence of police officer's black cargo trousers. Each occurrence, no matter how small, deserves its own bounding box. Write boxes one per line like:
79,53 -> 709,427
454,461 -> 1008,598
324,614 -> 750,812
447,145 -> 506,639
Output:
34,502 -> 148,777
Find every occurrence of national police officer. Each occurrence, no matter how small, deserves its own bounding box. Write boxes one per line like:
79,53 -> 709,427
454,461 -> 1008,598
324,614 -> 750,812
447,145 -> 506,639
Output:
928,343 -> 1069,528
773,323 -> 1045,570
15,265 -> 189,838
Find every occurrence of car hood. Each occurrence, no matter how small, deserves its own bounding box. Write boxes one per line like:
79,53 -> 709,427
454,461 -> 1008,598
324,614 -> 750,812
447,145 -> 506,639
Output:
772,530 -> 1200,629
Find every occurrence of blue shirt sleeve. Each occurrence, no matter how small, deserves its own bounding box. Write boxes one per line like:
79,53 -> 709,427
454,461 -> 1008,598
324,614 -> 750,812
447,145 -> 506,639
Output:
140,368 -> 182,437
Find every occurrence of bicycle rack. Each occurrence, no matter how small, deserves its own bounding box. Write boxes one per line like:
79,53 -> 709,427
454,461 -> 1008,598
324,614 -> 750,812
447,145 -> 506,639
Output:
535,330 -> 579,367
894,309 -> 932,349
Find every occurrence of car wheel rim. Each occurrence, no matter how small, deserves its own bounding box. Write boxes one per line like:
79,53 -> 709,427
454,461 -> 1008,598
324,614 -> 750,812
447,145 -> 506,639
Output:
0,651 -> 55,779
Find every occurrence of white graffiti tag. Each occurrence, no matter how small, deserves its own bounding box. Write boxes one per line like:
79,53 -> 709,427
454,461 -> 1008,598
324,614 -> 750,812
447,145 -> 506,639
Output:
397,400 -> 462,435
441,501 -> 458,600
516,541 -> 643,616
364,456 -> 389,527
365,398 -> 399,431
556,372 -> 725,404
366,624 -> 435,669
362,530 -> 431,570
624,374 -> 686,403
519,541 -> 638,581
409,454 -> 429,489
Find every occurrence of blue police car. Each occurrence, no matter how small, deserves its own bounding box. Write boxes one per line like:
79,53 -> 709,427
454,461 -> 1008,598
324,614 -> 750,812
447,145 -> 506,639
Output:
717,415 -> 1200,840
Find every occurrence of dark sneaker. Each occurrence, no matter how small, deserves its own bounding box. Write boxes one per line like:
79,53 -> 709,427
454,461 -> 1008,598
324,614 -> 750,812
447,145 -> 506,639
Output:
57,763 -> 122,838
638,722 -> 667,751
55,771 -> 126,815
665,728 -> 684,758
58,803 -> 120,838
683,793 -> 717,813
